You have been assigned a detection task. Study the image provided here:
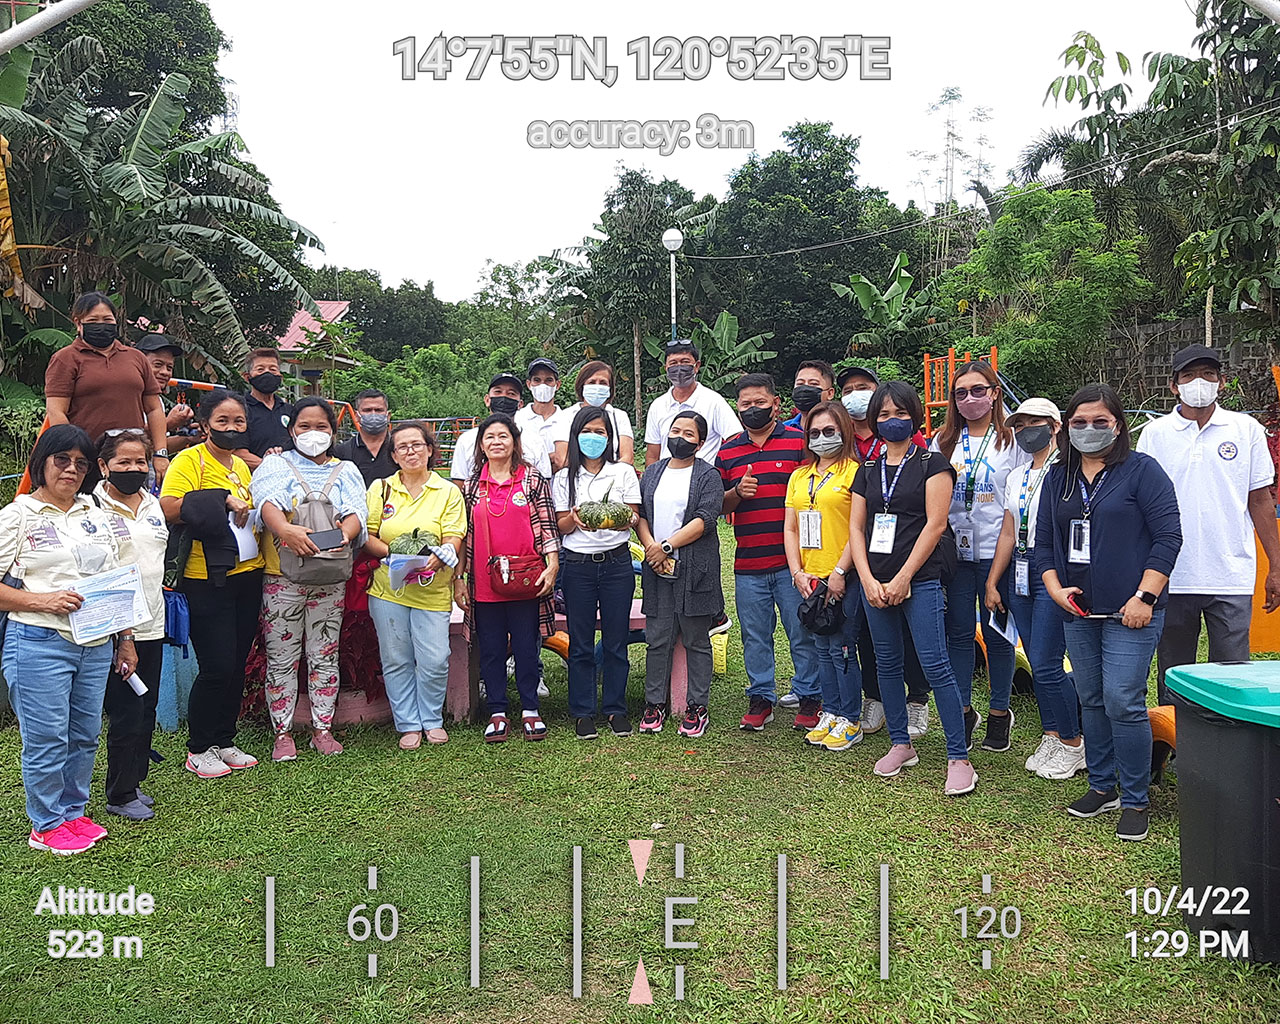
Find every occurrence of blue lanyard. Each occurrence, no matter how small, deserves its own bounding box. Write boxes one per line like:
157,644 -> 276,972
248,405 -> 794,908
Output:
960,426 -> 994,513
1016,457 -> 1054,553
879,446 -> 916,511
1077,470 -> 1108,519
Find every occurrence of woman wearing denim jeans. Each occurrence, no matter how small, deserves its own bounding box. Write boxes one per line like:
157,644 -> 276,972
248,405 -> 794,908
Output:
850,383 -> 978,796
1036,383 -> 1182,842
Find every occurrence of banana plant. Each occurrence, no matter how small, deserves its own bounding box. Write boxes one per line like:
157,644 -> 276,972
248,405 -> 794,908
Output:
831,252 -> 948,359
643,310 -> 775,394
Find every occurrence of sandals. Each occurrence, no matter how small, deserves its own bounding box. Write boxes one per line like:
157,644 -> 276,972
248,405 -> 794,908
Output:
484,715 -> 510,744
522,714 -> 548,742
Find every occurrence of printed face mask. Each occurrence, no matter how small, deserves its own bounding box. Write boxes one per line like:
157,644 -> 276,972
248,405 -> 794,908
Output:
577,433 -> 609,459
358,412 -> 389,433
294,430 -> 332,457
1177,379 -> 1219,409
842,390 -> 872,419
582,384 -> 611,407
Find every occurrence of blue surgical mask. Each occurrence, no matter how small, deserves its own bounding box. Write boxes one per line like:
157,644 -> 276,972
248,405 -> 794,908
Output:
842,390 -> 872,419
582,384 -> 611,407
878,416 -> 915,443
577,433 -> 609,459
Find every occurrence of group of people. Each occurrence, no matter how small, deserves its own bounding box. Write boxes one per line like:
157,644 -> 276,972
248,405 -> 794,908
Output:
3,292 -> 1276,855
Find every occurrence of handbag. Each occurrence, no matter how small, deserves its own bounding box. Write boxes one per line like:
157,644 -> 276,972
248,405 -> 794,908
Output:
348,479 -> 391,613
476,475 -> 545,600
797,579 -> 846,636
920,453 -> 958,584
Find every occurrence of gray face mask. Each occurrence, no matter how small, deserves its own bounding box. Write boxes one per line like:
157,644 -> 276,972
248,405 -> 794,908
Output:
1069,425 -> 1118,454
359,412 -> 389,434
667,365 -> 696,387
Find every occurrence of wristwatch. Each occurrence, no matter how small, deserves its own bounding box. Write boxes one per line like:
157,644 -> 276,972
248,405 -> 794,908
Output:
661,540 -> 674,556
154,449 -> 169,459
1135,589 -> 1158,606
832,565 -> 847,577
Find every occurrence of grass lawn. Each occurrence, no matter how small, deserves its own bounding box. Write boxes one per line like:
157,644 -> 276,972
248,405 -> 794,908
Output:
0,523 -> 1276,1023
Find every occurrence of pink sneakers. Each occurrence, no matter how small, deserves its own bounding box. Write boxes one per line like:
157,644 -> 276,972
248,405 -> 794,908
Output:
64,816 -> 108,844
29,823 -> 94,855
944,760 -> 978,796
873,744 -> 920,778
310,730 -> 344,755
273,734 -> 297,762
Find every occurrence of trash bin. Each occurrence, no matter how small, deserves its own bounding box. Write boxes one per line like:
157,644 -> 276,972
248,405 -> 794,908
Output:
1166,663 -> 1280,963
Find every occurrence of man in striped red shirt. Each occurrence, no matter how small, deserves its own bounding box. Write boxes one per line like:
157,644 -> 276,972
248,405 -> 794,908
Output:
718,373 -> 823,731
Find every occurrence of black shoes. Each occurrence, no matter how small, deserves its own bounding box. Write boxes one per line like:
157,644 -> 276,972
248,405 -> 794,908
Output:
980,709 -> 1014,752
1067,788 -> 1121,818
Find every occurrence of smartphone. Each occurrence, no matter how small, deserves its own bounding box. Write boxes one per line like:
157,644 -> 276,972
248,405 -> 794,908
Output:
1066,593 -> 1089,617
307,528 -> 346,551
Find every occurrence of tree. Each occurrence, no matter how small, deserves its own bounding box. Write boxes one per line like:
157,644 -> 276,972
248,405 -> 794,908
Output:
831,252 -> 948,375
643,311 -> 775,395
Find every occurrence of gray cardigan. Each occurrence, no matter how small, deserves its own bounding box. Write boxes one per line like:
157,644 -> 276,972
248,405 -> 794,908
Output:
639,457 -> 724,618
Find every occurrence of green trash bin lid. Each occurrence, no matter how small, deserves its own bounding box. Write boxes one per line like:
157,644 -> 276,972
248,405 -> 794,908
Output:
1165,662 -> 1280,729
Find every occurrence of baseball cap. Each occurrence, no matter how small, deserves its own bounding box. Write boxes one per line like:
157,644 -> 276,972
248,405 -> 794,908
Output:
135,333 -> 183,355
489,372 -> 524,392
1171,343 -> 1221,376
1008,397 -> 1062,424
527,357 -> 559,378
837,365 -> 879,389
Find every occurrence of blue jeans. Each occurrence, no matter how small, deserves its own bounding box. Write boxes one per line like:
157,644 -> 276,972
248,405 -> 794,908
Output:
564,557 -> 633,718
3,623 -> 113,832
368,597 -> 451,731
1064,611 -> 1164,809
1006,570 -> 1080,740
812,585 -> 862,720
736,568 -> 820,701
862,579 -> 969,759
945,557 -> 1015,711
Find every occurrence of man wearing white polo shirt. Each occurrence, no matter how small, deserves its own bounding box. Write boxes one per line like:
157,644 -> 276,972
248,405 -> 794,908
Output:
515,357 -> 564,470
643,338 -> 742,467
1136,343 -> 1280,703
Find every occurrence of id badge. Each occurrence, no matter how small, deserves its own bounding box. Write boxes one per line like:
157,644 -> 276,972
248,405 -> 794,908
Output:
870,513 -> 897,554
1068,519 -> 1091,564
955,526 -> 976,562
799,509 -> 823,549
1014,557 -> 1030,597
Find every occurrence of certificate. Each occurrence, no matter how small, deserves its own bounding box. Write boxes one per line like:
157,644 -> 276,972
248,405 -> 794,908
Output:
385,554 -> 436,590
68,562 -> 149,645
229,513 -> 259,561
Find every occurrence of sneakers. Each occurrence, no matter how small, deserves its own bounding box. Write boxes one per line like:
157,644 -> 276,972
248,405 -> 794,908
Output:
709,614 -> 732,636
1067,788 -> 1121,818
861,698 -> 886,734
740,696 -> 775,731
873,744 -> 920,778
792,696 -> 822,731
135,789 -> 155,808
273,733 -> 297,762
1117,807 -> 1149,842
105,799 -> 154,822
186,747 -> 231,778
980,709 -> 1014,752
820,717 -> 863,752
537,680 -> 550,698
944,760 -> 978,796
678,704 -> 709,738
216,745 -> 258,770
1025,734 -> 1058,773
29,823 -> 94,855
907,702 -> 930,739
639,703 -> 667,733
963,707 -> 982,751
575,717 -> 598,740
609,713 -> 633,737
804,711 -> 838,747
65,816 -> 108,844
310,730 -> 344,755
1038,740 -> 1087,780
778,689 -> 800,709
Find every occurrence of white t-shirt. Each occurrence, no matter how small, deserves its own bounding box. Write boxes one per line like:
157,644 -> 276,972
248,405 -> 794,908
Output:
1136,405 -> 1275,594
553,460 -> 641,554
643,383 -> 743,464
651,464 -> 694,557
450,424 -> 552,482
1001,458 -> 1056,553
932,427 -> 1031,560
550,402 -> 634,460
515,403 -> 562,459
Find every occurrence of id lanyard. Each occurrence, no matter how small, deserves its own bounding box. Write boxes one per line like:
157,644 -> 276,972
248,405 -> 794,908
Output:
960,426 -> 994,513
1016,459 -> 1054,554
798,468 -> 835,549
1078,470 -> 1108,521
879,447 -> 915,510
808,469 -> 835,507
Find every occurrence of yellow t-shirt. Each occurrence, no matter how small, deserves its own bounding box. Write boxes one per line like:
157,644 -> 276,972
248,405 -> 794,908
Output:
160,444 -> 265,579
366,471 -> 467,612
785,458 -> 859,577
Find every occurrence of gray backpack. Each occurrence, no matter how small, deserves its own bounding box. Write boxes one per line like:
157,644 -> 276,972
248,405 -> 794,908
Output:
277,462 -> 353,585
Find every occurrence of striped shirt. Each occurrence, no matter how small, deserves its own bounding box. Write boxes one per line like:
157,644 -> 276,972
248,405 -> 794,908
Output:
716,423 -> 807,574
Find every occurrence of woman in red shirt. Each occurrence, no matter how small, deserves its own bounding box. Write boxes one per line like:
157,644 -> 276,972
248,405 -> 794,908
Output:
454,414 -> 560,743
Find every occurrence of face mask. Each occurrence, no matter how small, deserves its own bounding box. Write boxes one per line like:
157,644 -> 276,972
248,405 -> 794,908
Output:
739,406 -> 774,431
842,390 -> 872,419
809,433 -> 844,456
878,416 -> 915,443
249,372 -> 281,394
667,435 -> 697,460
294,430 -> 332,457
582,384 -> 611,407
488,395 -> 519,417
81,322 -> 117,348
1014,424 -> 1054,454
358,412 -> 389,434
667,364 -> 697,387
1069,425 -> 1118,454
530,383 -> 557,403
1178,379 -> 1219,409
209,427 -> 249,451
956,393 -> 993,421
108,469 -> 148,495
792,385 -> 822,412
577,433 -> 609,459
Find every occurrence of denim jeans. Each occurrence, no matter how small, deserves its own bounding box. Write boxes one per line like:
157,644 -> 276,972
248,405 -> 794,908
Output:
1064,610 -> 1164,808
3,623 -> 113,832
736,568 -> 820,701
564,557 -> 633,718
474,598 -> 542,715
945,557 -> 1014,711
812,585 -> 862,720
368,596 -> 451,731
1006,569 -> 1080,740
862,579 -> 969,759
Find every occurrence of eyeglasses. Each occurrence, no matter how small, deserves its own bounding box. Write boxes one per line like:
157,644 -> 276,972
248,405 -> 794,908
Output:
1068,418 -> 1116,431
808,426 -> 839,439
394,442 -> 428,455
953,384 -> 992,400
51,453 -> 90,474
103,428 -> 147,438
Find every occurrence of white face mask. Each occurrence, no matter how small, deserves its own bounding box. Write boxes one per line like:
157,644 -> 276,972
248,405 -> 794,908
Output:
582,383 -> 611,407
1178,379 -> 1219,409
294,430 -> 332,456
841,390 -> 872,419
530,383 -> 557,403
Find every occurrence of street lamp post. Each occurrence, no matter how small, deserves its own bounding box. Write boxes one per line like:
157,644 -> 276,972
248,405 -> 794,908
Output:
662,228 -> 683,343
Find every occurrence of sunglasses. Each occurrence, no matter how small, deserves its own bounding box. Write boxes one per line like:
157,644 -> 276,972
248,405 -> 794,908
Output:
953,384 -> 992,400
1068,418 -> 1117,431
808,426 -> 840,439
51,452 -> 90,474
103,428 -> 147,438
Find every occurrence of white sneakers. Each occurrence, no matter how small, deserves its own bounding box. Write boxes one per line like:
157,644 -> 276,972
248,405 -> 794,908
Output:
861,698 -> 886,734
1036,739 -> 1087,780
906,702 -> 929,738
1025,734 -> 1058,773
185,745 -> 258,779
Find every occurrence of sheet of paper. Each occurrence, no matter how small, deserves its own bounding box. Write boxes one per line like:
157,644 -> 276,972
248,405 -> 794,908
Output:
385,554 -> 435,590
68,562 -> 149,645
229,513 -> 259,561
987,608 -> 1019,647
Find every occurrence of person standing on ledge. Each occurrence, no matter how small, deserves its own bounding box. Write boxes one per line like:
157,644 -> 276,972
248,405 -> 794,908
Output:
237,348 -> 295,471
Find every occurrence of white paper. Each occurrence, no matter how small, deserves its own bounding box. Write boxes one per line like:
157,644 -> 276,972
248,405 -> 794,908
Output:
798,509 -> 823,549
228,513 -> 259,561
68,563 -> 149,645
385,554 -> 435,590
987,608 -> 1020,647
126,672 -> 148,696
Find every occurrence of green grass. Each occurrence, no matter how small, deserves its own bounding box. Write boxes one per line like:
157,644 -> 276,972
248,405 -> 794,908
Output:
0,523 -> 1276,1023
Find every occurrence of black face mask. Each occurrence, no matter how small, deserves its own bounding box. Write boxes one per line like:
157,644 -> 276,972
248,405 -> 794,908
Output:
249,372 -> 281,394
209,428 -> 249,451
489,395 -> 519,417
667,436 -> 698,460
1014,424 -> 1054,454
740,406 -> 774,431
108,469 -> 148,495
81,322 -> 117,348
792,385 -> 823,412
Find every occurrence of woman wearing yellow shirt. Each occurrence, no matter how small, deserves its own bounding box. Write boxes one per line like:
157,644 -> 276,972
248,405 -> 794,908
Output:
160,391 -> 265,780
784,400 -> 864,753
363,422 -> 466,749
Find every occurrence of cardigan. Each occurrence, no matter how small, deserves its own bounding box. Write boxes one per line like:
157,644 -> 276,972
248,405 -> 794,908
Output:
639,457 -> 725,618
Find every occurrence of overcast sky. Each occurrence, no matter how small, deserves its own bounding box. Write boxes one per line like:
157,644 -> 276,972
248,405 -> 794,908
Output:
203,0 -> 1200,303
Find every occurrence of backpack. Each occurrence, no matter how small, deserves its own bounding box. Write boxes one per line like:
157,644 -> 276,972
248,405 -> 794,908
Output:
921,451 -> 958,583
277,462 -> 353,585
